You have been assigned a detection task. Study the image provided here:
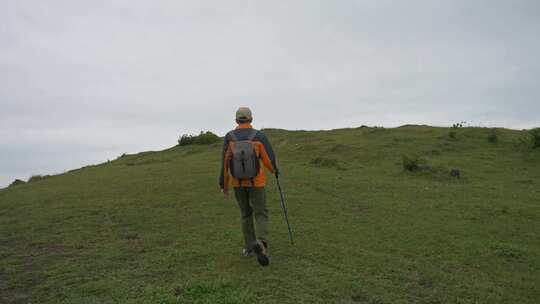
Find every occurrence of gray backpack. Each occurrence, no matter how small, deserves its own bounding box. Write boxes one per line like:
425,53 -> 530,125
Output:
229,129 -> 260,183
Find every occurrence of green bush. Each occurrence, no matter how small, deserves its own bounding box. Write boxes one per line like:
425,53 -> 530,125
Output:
28,175 -> 51,183
178,134 -> 195,146
517,128 -> 540,150
178,131 -> 220,146
530,128 -> 540,149
448,122 -> 465,140
487,129 -> 498,143
196,131 -> 220,144
402,155 -> 421,171
9,179 -> 26,187
452,122 -> 466,129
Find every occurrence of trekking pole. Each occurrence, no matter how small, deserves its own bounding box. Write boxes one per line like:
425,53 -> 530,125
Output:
275,172 -> 294,245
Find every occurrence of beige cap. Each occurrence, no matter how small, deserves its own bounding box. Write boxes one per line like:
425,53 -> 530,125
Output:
236,107 -> 252,120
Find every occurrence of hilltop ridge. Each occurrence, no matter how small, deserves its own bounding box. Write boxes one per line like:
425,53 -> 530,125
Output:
1,125 -> 539,303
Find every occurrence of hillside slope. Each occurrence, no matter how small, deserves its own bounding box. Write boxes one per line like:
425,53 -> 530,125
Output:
1,126 -> 539,303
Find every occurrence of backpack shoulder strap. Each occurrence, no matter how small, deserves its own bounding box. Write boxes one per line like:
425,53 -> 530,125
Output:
228,131 -> 238,142
247,129 -> 257,141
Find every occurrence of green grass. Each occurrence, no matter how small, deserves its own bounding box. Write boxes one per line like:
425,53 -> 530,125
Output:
1,125 -> 539,303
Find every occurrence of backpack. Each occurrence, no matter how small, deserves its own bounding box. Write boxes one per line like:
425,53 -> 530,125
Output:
228,129 -> 260,184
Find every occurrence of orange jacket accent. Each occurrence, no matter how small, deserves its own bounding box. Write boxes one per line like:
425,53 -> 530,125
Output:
222,124 -> 275,191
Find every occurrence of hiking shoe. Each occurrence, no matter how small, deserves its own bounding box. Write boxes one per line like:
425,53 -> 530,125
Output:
242,248 -> 254,257
252,240 -> 269,266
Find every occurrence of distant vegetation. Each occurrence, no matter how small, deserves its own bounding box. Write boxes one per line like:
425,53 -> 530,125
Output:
448,121 -> 466,139
8,179 -> 26,187
517,128 -> 540,150
451,122 -> 466,129
487,128 -> 499,143
178,131 -> 220,146
401,154 -> 422,172
528,128 -> 540,149
27,174 -> 51,183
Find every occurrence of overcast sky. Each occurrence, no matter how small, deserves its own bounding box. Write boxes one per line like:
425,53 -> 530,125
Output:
1,0 -> 539,187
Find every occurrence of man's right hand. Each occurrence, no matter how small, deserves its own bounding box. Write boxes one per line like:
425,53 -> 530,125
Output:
221,188 -> 229,198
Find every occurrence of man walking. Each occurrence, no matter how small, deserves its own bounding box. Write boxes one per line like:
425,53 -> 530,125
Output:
219,107 -> 278,266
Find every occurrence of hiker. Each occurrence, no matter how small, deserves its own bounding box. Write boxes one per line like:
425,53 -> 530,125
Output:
219,107 -> 278,266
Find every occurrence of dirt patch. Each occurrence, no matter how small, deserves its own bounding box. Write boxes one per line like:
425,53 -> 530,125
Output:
9,242 -> 68,299
22,243 -> 67,272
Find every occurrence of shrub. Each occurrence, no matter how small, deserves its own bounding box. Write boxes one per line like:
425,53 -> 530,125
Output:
9,179 -> 26,187
196,131 -> 220,144
178,134 -> 195,146
448,122 -> 466,140
530,128 -> 540,149
28,175 -> 50,183
402,155 -> 421,171
487,129 -> 498,143
452,121 -> 466,129
178,131 -> 220,146
517,128 -> 540,150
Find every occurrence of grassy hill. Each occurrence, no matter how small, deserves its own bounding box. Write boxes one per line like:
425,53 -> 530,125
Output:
1,126 -> 539,303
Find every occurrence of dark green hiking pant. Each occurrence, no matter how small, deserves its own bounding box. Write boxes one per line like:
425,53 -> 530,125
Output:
233,187 -> 268,249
